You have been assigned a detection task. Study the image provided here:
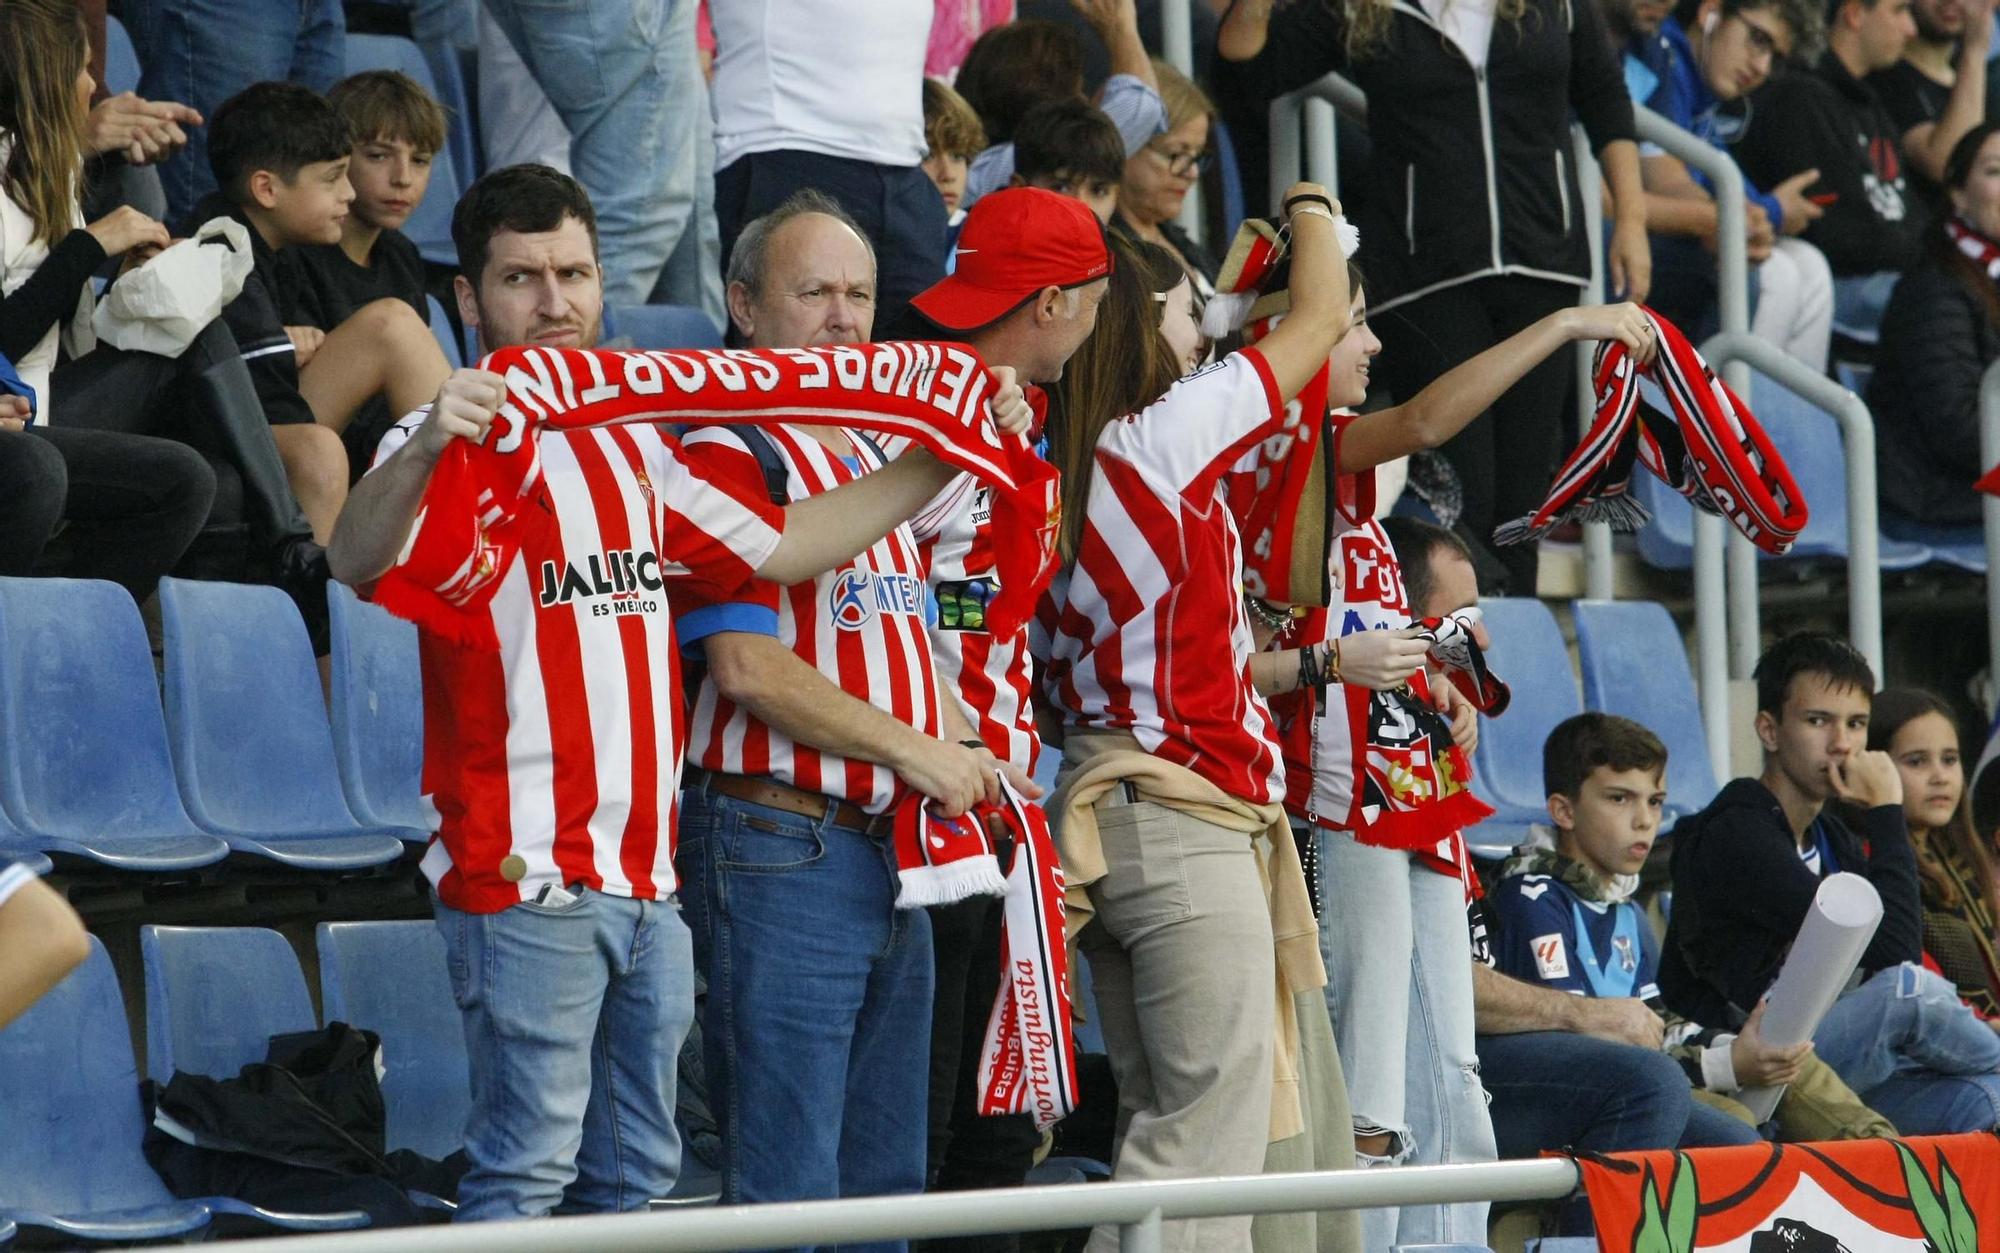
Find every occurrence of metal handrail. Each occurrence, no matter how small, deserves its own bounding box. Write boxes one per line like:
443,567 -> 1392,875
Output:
1701,332 -> 1884,678
1980,360 -> 2000,697
1631,105 -> 1749,786
1159,0 -> 1205,243
177,1161 -> 1583,1253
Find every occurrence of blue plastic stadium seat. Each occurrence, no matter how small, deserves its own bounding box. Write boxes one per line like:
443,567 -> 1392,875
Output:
1882,514 -> 1988,573
0,578 -> 229,872
427,294 -> 463,369
157,578 -> 410,870
0,812 -> 52,878
1571,599 -> 1719,817
1073,942 -> 1108,1055
605,304 -> 724,350
141,925 -> 317,1084
1525,1241 -> 1599,1252
103,16 -> 141,96
1634,373 -> 1930,571
343,34 -> 466,265
1466,598 -> 1582,857
1212,116 -> 1246,242
1393,1245 -> 1498,1252
0,939 -> 368,1243
316,922 -> 470,1158
328,584 -> 430,834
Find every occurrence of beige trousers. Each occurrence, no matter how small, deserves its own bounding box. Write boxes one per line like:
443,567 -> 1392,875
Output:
1080,799 -> 1277,1253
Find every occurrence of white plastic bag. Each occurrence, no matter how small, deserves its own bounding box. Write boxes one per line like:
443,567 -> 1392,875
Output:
91,216 -> 253,358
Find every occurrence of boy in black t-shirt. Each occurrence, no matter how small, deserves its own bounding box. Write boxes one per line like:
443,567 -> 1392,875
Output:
299,71 -> 439,329
299,71 -> 447,465
1865,0 -> 1992,205
189,83 -> 449,543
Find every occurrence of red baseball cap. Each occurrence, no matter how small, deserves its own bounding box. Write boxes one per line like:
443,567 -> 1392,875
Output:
910,187 -> 1114,332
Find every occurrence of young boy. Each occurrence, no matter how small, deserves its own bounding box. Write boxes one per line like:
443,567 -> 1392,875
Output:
1663,633 -> 2000,1134
921,78 -> 985,228
1494,712 -> 1895,1146
299,71 -> 447,466
189,82 -> 450,543
1008,97 -> 1126,225
297,70 -> 442,328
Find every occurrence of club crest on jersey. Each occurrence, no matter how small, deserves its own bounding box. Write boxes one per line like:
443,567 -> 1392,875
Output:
828,568 -> 927,630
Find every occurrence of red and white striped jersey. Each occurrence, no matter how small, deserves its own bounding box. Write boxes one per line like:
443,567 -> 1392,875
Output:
370,413 -> 784,914
677,425 -> 943,814
1038,349 -> 1291,803
900,464 -> 1041,777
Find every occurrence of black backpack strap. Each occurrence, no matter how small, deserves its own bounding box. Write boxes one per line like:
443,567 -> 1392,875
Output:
711,424 -> 792,504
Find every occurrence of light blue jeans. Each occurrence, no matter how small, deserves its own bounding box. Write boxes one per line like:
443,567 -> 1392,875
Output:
480,0 -> 715,311
1831,270 -> 1902,345
434,888 -> 694,1221
1314,827 -> 1496,1250
677,788 -> 933,1253
1814,962 -> 2000,1133
121,0 -> 346,223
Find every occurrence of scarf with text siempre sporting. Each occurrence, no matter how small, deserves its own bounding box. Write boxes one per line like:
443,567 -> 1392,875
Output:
1493,307 -> 1807,555
372,344 -> 1061,648
891,781 -> 1078,1128
976,783 -> 1077,1129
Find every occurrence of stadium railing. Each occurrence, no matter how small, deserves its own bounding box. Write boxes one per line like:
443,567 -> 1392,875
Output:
156,1159 -> 1582,1253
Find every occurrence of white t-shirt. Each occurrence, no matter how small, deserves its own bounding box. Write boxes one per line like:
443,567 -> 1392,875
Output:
1420,0 -> 1499,71
709,0 -> 934,169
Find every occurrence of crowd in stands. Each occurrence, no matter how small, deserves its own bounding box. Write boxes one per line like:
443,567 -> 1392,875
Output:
6,0 -> 2000,1251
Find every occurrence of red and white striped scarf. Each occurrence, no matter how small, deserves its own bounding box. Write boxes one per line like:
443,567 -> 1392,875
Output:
1493,308 -> 1807,555
975,783 -> 1077,1129
372,344 -> 1061,647
1948,215 -> 2000,279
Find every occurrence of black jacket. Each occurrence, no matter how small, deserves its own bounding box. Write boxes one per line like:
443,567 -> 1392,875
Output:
1867,250 -> 2000,526
181,194 -> 317,427
1213,0 -> 1636,308
1731,56 -> 1924,277
1659,777 -> 1921,1028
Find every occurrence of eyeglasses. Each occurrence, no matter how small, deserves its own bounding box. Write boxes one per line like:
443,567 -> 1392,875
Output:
1146,144 -> 1214,177
1733,14 -> 1791,64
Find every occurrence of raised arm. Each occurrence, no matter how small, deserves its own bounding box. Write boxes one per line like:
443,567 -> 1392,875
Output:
1901,0 -> 1993,185
1254,183 -> 1354,401
1074,0 -> 1158,90
328,369 -> 506,587
1336,303 -> 1655,473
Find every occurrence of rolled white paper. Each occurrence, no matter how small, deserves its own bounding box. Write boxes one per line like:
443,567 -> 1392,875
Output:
1736,872 -> 1883,1122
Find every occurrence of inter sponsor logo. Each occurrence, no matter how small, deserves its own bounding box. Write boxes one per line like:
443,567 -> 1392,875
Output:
827,568 -> 927,630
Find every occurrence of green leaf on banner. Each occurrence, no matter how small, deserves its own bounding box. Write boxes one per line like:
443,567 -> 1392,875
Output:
1897,1140 -> 1953,1252
1940,1154 -> 1977,1253
1667,1152 -> 1699,1253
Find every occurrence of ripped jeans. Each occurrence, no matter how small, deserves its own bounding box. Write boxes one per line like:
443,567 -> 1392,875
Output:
1814,962 -> 2000,1134
1313,828 -> 1496,1250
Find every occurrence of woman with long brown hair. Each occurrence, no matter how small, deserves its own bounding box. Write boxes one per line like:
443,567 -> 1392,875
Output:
0,0 -> 211,599
0,0 -> 326,621
1038,184 -> 1368,1253
1869,688 -> 2000,1020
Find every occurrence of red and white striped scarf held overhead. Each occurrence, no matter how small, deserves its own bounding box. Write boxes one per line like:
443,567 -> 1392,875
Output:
1493,308 -> 1808,555
373,344 -> 1061,647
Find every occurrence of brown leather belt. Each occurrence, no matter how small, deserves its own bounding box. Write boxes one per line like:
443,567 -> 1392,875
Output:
684,767 -> 895,837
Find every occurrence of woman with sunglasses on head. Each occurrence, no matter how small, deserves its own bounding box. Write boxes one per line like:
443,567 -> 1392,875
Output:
1217,0 -> 1650,598
1112,60 -> 1219,296
1038,184 -> 1354,1253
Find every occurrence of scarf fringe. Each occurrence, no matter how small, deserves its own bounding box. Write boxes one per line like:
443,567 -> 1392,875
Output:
894,855 -> 1008,909
1493,489 -> 1653,546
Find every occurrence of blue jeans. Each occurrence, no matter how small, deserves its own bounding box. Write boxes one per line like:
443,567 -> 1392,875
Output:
1814,962 -> 2000,1133
1315,830 -> 1496,1249
121,0 -> 345,223
434,888 -> 694,1221
1831,270 -> 1901,345
481,0 -> 711,310
677,787 -> 933,1251
1479,1030 -> 1694,1236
